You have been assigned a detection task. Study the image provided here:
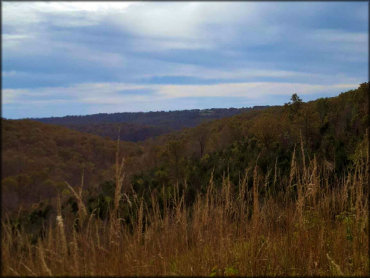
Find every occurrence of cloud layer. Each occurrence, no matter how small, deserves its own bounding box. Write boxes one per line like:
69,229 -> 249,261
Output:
2,1 -> 368,118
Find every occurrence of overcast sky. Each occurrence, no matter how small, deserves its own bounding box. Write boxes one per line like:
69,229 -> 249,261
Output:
2,1 -> 368,119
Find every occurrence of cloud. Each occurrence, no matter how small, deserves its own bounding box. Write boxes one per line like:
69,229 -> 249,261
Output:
2,88 -> 29,104
157,82 -> 358,99
2,2 -> 368,118
142,67 -> 317,80
2,2 -> 260,52
301,29 -> 368,57
3,81 -> 358,106
2,2 -> 135,28
2,71 -> 18,77
2,34 -> 35,50
315,29 -> 367,44
2,83 -> 154,105
110,2 -> 252,40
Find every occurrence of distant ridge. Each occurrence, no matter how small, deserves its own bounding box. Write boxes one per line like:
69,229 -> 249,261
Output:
30,106 -> 269,126
31,106 -> 269,141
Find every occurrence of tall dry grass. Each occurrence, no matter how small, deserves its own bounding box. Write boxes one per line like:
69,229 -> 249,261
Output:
2,144 -> 369,276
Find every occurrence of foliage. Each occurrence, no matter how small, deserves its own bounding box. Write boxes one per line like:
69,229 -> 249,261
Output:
1,119 -> 140,212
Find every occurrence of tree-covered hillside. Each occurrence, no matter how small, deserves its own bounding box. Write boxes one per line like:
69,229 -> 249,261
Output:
54,122 -> 172,142
1,120 -> 141,212
130,83 -> 368,198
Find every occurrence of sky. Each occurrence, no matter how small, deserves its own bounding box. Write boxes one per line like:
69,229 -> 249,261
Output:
2,1 -> 368,119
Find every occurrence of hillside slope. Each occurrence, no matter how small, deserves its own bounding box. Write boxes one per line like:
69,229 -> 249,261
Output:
130,83 -> 368,196
1,119 -> 141,211
56,122 -> 172,142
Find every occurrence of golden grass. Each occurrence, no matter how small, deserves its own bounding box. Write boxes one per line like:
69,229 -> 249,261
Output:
2,147 -> 369,276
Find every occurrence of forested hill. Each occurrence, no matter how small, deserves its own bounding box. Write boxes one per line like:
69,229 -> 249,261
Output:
29,107 -> 268,141
130,83 -> 368,195
2,83 -> 368,214
1,119 -> 141,211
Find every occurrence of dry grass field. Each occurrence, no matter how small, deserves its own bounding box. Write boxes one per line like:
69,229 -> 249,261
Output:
2,142 -> 368,276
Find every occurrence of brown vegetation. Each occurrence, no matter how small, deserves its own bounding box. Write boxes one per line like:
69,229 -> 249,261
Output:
2,146 -> 368,276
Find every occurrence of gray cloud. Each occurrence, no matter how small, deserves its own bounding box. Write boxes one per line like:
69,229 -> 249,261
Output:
2,1 -> 368,118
